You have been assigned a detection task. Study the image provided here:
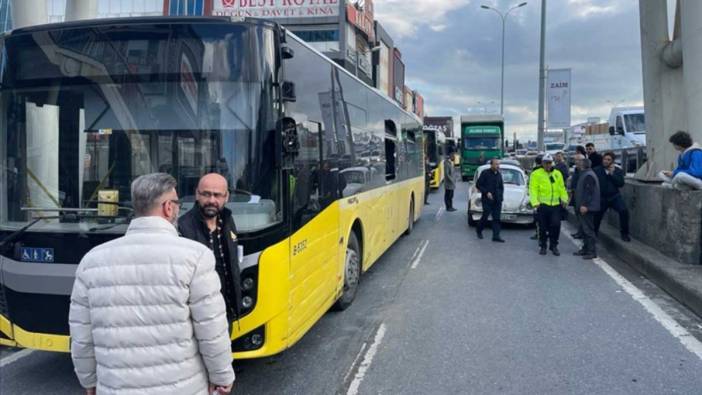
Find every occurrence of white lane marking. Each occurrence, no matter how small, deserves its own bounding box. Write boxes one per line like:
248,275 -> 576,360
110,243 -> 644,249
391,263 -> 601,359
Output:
347,323 -> 387,395
343,343 -> 367,385
409,243 -> 422,262
410,240 -> 429,270
0,348 -> 34,368
563,230 -> 702,361
435,207 -> 445,221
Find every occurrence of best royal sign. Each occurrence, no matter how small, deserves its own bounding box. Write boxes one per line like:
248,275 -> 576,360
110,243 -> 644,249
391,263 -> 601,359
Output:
212,0 -> 340,19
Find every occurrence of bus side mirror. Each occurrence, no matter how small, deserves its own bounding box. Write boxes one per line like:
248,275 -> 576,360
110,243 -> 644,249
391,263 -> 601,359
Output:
282,46 -> 294,59
608,126 -> 615,135
282,81 -> 296,102
281,117 -> 300,157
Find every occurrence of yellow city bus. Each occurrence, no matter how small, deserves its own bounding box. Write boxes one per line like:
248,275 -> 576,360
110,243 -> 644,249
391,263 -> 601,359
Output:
0,17 -> 425,359
424,129 -> 446,188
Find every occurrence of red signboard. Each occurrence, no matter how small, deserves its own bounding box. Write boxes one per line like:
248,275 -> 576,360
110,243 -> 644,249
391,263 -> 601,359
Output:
211,0 -> 340,18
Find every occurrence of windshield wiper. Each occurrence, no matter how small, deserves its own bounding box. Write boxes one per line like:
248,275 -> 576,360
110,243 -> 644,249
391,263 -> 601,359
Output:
0,216 -> 60,251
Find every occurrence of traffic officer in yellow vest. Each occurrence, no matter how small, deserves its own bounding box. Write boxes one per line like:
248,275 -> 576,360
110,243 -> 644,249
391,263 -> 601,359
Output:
529,154 -> 569,256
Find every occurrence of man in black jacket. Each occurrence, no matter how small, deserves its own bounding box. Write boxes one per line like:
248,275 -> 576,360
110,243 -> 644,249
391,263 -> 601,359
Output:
179,173 -> 242,324
569,153 -> 585,239
574,158 -> 600,259
476,158 -> 505,242
594,152 -> 631,242
586,143 -> 603,169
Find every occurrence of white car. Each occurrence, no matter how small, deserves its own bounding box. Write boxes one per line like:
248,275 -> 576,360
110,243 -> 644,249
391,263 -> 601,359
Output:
467,163 -> 535,226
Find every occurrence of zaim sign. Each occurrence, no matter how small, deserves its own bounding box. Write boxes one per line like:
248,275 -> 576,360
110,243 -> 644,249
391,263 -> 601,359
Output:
547,68 -> 571,129
212,0 -> 340,18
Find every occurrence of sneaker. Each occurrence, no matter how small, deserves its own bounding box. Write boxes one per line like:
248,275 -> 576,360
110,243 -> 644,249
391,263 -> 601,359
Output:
550,247 -> 561,256
447,208 -> 457,212
571,233 -> 584,239
621,234 -> 631,242
492,238 -> 505,243
539,247 -> 547,255
573,250 -> 586,256
582,254 -> 597,260
477,232 -> 484,240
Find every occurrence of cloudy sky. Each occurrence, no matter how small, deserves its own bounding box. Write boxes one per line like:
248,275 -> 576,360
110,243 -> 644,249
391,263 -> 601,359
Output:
374,0 -> 651,141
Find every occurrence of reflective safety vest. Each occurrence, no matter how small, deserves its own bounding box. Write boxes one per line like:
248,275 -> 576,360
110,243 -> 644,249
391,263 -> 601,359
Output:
529,167 -> 569,207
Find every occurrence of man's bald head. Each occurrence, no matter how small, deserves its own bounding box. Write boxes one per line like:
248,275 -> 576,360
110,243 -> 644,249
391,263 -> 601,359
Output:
196,173 -> 229,219
198,173 -> 228,192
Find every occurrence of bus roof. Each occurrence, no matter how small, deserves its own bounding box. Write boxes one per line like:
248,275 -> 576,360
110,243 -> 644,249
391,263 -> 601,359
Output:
460,115 -> 504,123
5,15 -> 275,37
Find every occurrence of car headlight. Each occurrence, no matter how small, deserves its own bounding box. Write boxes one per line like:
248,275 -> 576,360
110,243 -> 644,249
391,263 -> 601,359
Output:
519,197 -> 532,212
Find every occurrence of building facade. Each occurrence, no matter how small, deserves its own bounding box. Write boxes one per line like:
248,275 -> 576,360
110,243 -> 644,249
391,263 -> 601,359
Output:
0,0 -> 424,117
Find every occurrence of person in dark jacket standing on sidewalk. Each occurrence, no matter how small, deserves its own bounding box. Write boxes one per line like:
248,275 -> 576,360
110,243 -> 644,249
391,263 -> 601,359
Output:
569,153 -> 585,239
444,153 -> 458,211
179,173 -> 243,324
586,143 -> 603,169
573,158 -> 600,259
594,152 -> 631,242
476,158 -> 505,242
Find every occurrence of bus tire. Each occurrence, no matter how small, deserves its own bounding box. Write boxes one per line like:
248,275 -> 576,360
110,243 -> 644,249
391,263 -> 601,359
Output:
333,232 -> 361,311
404,198 -> 415,236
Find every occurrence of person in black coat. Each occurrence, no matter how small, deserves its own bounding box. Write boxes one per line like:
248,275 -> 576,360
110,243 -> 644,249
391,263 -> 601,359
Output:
593,152 -> 631,242
573,158 -> 600,259
585,143 -> 603,169
476,158 -> 505,242
569,153 -> 586,239
179,173 -> 243,324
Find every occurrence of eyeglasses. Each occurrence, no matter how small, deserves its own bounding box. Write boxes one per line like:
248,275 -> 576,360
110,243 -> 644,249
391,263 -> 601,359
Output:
197,190 -> 227,199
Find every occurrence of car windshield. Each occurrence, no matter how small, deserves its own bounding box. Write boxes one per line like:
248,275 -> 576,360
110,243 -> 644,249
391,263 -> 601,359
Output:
546,143 -> 565,151
0,22 -> 282,233
624,113 -> 645,133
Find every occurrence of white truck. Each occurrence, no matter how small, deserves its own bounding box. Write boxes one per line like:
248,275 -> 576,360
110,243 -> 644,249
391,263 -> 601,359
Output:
567,107 -> 645,151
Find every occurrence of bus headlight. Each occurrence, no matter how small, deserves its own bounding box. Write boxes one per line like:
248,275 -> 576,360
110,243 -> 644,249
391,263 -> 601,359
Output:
242,277 -> 254,291
242,296 -> 254,309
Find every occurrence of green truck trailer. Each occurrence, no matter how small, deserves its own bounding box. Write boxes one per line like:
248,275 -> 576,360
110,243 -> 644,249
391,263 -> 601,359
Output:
460,115 -> 505,181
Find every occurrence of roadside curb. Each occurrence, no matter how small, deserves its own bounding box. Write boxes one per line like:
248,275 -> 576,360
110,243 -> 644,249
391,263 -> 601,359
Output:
568,212 -> 702,318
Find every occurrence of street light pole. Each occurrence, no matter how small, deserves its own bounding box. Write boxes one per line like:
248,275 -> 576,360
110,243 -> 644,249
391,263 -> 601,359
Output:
537,0 -> 547,152
481,2 -> 527,117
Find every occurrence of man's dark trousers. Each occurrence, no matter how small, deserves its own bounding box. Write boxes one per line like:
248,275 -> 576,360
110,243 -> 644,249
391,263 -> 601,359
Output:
477,198 -> 501,239
538,205 -> 562,248
594,194 -> 629,236
579,211 -> 597,255
444,189 -> 454,210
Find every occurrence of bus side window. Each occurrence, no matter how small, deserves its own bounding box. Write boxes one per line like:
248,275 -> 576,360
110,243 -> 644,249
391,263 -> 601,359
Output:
385,120 -> 397,181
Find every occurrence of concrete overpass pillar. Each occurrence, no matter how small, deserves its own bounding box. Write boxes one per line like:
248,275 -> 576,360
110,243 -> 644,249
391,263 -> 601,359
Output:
10,0 -> 48,29
681,0 -> 702,146
65,0 -> 98,21
636,0 -> 687,179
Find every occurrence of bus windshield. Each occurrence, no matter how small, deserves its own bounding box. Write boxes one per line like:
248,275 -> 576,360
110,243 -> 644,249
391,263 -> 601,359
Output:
0,22 -> 282,233
464,137 -> 500,150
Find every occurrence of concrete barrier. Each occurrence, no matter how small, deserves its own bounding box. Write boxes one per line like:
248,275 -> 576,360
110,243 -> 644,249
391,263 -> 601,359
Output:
604,179 -> 702,265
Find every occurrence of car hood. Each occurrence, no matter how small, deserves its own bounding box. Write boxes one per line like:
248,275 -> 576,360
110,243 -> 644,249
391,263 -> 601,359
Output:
471,184 -> 527,211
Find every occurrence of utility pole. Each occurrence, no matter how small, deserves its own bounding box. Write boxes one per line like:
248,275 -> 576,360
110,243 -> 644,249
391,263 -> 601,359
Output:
537,0 -> 547,152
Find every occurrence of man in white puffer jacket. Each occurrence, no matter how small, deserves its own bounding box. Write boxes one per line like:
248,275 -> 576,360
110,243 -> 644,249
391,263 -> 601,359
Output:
69,173 -> 235,395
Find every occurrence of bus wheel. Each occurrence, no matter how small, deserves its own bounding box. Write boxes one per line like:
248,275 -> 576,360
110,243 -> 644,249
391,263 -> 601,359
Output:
333,232 -> 361,311
404,199 -> 415,236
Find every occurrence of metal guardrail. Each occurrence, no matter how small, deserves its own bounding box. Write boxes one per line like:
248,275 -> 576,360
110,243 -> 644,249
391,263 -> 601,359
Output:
514,147 -> 647,175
